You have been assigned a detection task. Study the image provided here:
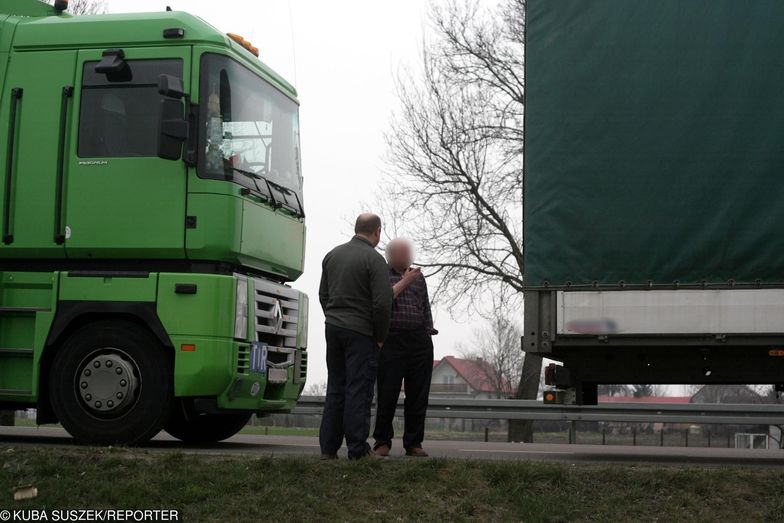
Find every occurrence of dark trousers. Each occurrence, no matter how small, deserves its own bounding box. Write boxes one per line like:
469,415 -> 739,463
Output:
373,328 -> 433,450
319,324 -> 379,458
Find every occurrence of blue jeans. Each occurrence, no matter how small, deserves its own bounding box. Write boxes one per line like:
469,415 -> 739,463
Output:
319,324 -> 379,458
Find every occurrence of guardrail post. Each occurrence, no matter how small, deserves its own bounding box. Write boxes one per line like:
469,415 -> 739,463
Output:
602,428 -> 606,445
685,429 -> 689,447
484,427 -> 489,442
707,430 -> 711,447
632,427 -> 637,446
728,434 -> 732,448
568,421 -> 576,444
660,429 -> 664,447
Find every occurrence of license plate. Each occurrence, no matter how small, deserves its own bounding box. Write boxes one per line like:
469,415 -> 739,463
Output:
267,367 -> 288,383
250,342 -> 267,374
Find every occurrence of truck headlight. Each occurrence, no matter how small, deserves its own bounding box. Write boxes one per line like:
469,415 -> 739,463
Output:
234,277 -> 248,339
298,293 -> 309,348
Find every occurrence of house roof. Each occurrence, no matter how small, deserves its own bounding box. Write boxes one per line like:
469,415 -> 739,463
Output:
599,395 -> 691,404
434,356 -> 515,394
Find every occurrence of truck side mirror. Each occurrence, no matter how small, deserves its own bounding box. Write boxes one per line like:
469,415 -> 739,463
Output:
96,49 -> 131,82
157,98 -> 188,160
158,74 -> 185,99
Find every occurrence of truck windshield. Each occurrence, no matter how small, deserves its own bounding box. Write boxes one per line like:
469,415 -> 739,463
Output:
198,53 -> 303,213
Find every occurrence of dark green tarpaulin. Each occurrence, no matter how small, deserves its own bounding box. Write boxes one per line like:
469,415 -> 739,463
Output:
524,0 -> 784,287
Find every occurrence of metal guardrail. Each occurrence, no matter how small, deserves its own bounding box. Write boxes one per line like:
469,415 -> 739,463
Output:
292,396 -> 784,426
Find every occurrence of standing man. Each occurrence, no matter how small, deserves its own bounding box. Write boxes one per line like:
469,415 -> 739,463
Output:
373,238 -> 437,457
318,213 -> 394,459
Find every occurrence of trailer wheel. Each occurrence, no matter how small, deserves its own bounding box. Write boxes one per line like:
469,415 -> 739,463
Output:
165,399 -> 252,442
49,320 -> 172,445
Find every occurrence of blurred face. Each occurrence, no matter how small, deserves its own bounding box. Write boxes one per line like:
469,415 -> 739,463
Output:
388,240 -> 413,270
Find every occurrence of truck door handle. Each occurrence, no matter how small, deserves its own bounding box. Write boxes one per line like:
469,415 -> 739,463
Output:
54,86 -> 73,244
2,87 -> 23,245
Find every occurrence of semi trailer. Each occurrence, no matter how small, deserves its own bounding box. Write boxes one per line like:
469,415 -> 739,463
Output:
524,0 -> 784,403
0,0 -> 308,443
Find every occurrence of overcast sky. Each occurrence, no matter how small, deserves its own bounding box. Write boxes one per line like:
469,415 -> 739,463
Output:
103,0 -> 481,386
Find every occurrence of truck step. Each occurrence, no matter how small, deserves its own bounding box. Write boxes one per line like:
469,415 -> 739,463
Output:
0,348 -> 33,355
0,307 -> 49,313
0,388 -> 32,396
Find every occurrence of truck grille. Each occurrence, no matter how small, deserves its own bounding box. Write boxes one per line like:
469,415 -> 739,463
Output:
253,277 -> 300,348
237,344 -> 250,375
298,350 -> 307,383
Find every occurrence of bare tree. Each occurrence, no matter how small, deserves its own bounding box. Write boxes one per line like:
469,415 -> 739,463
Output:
46,0 -> 106,15
303,381 -> 327,397
631,384 -> 659,398
381,0 -> 534,438
384,0 -> 524,305
458,299 -> 522,399
598,384 -> 631,397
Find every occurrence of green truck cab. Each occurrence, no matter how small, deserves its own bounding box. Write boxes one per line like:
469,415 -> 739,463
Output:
0,0 -> 308,444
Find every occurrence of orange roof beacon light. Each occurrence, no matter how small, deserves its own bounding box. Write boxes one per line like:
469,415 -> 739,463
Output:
227,33 -> 259,57
181,344 -> 196,352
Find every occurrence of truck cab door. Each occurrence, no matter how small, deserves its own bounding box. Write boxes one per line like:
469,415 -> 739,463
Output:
64,47 -> 191,260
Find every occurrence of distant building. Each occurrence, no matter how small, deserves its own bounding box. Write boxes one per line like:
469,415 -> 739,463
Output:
690,385 -> 769,405
430,356 -> 514,399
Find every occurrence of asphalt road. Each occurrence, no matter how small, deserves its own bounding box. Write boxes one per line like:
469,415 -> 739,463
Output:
3,426 -> 784,466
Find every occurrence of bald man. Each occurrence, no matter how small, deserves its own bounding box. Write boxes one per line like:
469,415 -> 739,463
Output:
318,213 -> 394,459
373,238 -> 437,457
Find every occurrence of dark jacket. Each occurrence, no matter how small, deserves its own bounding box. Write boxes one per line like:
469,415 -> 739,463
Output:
319,235 -> 394,342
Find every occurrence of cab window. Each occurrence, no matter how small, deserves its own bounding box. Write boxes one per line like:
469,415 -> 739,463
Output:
78,59 -> 183,158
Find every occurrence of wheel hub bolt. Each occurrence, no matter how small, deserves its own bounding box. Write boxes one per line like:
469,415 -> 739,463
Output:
95,401 -> 102,408
115,368 -> 122,375
84,369 -> 91,377
107,400 -> 114,408
93,361 -> 100,368
120,379 -> 127,387
85,394 -> 92,401
105,360 -> 112,367
80,382 -> 88,389
116,392 -> 123,399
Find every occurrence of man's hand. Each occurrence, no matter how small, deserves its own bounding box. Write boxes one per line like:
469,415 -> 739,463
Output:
392,267 -> 422,299
401,267 -> 421,285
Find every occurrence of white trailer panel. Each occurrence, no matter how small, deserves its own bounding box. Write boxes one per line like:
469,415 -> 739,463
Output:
557,290 -> 784,335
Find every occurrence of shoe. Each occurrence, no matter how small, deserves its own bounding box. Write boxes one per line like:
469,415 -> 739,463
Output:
349,449 -> 379,460
320,454 -> 338,460
405,447 -> 429,457
373,443 -> 391,457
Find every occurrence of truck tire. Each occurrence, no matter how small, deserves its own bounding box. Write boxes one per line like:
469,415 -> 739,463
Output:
165,399 -> 252,443
49,320 -> 172,445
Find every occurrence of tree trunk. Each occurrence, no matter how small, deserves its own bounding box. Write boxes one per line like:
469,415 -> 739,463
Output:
508,353 -> 543,442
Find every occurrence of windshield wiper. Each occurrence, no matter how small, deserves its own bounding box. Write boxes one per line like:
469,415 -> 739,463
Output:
225,166 -> 304,218
266,178 -> 305,218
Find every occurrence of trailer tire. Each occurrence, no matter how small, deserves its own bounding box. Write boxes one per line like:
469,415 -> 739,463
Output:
165,399 -> 252,442
49,320 -> 172,445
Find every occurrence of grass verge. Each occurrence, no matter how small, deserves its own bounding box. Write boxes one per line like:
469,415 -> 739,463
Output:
2,446 -> 784,522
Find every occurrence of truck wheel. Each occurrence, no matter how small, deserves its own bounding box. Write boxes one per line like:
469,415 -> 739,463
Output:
49,320 -> 172,445
165,399 -> 252,442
